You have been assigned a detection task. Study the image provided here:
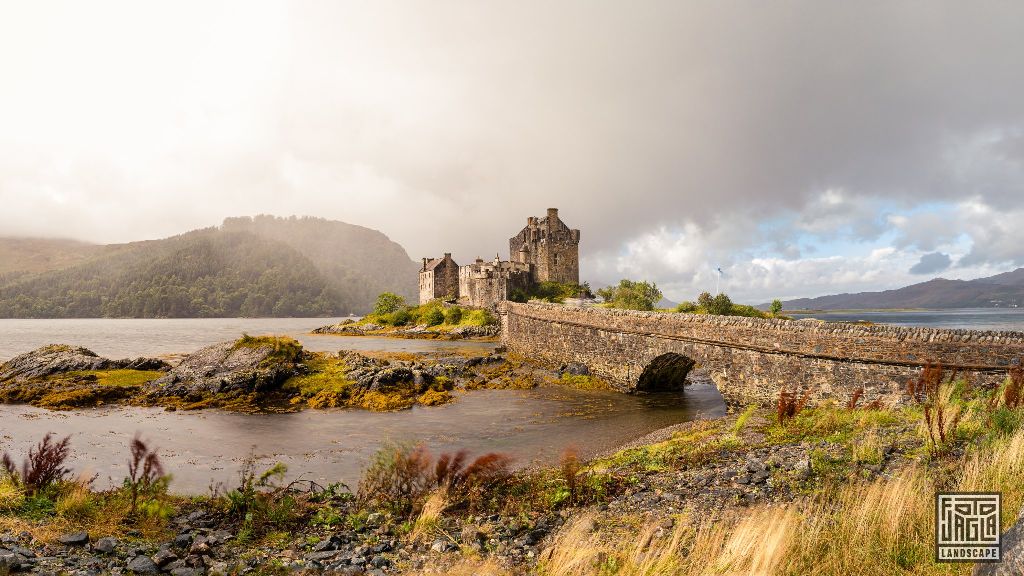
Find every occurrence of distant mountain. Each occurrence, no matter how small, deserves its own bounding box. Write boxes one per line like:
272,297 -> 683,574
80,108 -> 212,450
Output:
0,216 -> 418,318
780,268 -> 1024,310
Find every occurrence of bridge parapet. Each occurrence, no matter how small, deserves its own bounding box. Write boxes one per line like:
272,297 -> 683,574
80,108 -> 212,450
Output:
499,302 -> 1024,408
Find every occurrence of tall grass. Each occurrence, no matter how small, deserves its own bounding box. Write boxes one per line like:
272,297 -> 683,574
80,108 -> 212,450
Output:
539,426 -> 1024,576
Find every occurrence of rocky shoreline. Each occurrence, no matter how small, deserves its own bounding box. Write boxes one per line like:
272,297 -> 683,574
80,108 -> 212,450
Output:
0,335 -> 599,414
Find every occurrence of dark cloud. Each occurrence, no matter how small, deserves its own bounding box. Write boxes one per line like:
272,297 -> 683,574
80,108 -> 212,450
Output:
910,252 -> 952,275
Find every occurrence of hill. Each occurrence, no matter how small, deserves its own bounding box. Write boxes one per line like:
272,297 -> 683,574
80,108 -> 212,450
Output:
780,268 -> 1024,310
0,237 -> 99,277
0,217 -> 418,318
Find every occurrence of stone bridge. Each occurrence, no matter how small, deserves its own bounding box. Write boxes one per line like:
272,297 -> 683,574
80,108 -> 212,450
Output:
498,302 -> 1024,408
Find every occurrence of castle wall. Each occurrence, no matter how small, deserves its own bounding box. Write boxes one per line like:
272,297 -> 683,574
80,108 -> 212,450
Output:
500,302 -> 1024,408
459,262 -> 531,309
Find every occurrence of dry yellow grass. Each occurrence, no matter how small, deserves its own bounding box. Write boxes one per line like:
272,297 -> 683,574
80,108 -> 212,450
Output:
411,490 -> 449,544
537,427 -> 1024,576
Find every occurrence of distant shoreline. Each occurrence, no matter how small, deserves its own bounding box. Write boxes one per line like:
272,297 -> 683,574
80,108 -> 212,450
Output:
787,307 -> 1023,314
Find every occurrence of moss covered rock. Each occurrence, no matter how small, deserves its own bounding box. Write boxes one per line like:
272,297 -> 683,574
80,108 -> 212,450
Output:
0,344 -> 168,382
148,336 -> 304,397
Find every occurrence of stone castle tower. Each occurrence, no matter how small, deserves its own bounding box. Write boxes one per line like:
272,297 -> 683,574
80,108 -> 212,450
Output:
509,208 -> 580,284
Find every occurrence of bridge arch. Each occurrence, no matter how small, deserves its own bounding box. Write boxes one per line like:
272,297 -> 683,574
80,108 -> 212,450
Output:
636,353 -> 696,391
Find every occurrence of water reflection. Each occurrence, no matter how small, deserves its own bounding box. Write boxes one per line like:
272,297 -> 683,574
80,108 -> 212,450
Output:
0,384 -> 725,493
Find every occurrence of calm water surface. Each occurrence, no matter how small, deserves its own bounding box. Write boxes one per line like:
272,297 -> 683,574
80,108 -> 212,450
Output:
0,384 -> 725,493
790,308 -> 1024,331
0,317 -> 495,361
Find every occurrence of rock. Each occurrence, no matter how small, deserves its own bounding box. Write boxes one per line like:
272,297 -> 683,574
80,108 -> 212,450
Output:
0,550 -> 20,571
311,539 -> 337,553
152,548 -> 178,567
59,532 -> 90,546
126,555 -> 160,574
7,545 -> 33,559
0,345 -> 167,382
975,505 -> 1024,575
460,524 -> 486,546
170,569 -> 202,576
93,537 -> 118,554
189,537 -> 211,556
148,339 -> 302,397
429,539 -> 450,553
304,550 -> 340,562
172,533 -> 193,549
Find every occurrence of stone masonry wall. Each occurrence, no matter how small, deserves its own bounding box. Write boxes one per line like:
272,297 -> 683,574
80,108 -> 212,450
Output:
500,302 -> 1024,408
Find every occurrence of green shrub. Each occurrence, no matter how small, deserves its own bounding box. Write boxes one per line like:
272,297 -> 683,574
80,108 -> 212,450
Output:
463,309 -> 497,326
444,306 -> 463,324
224,460 -> 299,541
382,309 -> 411,326
422,307 -> 444,326
674,301 -> 698,313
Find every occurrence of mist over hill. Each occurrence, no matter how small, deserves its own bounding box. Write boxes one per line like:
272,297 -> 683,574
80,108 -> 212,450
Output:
0,216 -> 418,318
780,268 -> 1024,310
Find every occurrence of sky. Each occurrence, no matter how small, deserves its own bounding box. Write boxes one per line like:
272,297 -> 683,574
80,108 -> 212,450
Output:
1,1 -> 1024,303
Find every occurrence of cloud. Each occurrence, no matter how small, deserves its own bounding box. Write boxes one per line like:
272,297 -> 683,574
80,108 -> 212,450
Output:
910,252 -> 952,275
1,2 -> 1024,301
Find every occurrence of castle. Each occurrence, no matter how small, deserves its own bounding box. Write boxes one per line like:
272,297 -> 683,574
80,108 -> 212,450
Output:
419,208 -> 581,308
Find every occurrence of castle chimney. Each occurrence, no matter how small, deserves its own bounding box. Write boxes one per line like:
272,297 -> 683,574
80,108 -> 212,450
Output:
422,257 -> 427,271
547,208 -> 558,219
444,252 -> 451,259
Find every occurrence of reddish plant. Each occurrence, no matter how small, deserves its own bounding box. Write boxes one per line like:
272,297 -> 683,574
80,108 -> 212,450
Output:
907,362 -> 944,403
777,388 -> 811,423
559,447 -> 582,507
358,442 -> 512,517
1005,366 -> 1023,409
924,401 -> 963,456
126,434 -> 166,515
846,387 -> 864,410
434,450 -> 512,491
1,433 -> 73,495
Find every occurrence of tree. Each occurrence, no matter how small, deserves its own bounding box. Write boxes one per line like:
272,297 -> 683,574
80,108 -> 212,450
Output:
709,293 -> 733,315
598,280 -> 663,311
770,299 -> 783,316
697,291 -> 714,310
373,292 -> 406,316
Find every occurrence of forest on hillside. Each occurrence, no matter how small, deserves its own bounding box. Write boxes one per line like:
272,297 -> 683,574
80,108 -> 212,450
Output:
0,216 -> 419,318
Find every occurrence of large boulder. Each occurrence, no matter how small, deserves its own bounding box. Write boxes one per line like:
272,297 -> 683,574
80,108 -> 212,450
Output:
0,344 -> 168,382
975,504 -> 1024,576
148,337 -> 303,397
